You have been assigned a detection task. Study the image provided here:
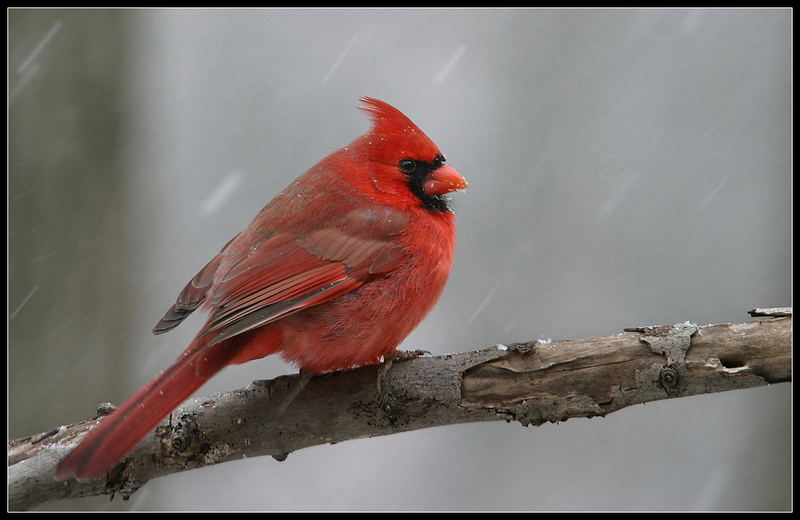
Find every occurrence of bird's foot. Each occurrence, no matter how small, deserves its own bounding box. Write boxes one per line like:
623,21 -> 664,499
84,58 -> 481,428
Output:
376,349 -> 430,393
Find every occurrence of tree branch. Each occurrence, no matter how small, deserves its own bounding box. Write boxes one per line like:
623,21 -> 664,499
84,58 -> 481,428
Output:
8,311 -> 791,510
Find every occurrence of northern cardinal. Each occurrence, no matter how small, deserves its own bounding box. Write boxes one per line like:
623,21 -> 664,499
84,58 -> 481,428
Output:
56,97 -> 467,481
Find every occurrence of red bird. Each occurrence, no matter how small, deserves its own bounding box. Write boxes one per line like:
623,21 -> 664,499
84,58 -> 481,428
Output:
56,97 -> 467,481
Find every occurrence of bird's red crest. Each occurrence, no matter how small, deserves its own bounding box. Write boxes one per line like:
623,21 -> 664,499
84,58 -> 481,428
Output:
354,97 -> 441,164
358,97 -> 422,135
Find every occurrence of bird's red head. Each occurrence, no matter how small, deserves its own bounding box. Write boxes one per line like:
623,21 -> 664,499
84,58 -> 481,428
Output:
348,97 -> 467,212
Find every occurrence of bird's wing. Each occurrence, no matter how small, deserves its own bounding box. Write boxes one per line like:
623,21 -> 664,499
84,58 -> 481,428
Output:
154,207 -> 408,346
152,234 -> 240,335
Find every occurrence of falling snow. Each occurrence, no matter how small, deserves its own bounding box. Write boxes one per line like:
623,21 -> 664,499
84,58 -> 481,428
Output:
9,285 -> 39,321
467,283 -> 500,325
200,172 -> 244,215
321,33 -> 360,84
697,176 -> 729,211
433,44 -> 466,85
17,21 -> 62,74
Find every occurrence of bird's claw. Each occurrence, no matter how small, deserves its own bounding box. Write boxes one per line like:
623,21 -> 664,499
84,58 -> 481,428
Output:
386,349 -> 431,362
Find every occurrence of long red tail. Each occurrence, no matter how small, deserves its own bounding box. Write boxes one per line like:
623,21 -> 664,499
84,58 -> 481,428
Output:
55,337 -> 237,481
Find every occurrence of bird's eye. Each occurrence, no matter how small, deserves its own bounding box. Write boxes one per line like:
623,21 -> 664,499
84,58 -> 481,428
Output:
399,159 -> 417,173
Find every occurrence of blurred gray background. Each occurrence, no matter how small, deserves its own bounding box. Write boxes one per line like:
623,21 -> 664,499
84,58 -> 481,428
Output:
9,8 -> 791,511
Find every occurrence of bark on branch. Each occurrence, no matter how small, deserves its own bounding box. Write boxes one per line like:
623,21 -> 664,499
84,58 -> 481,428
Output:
8,311 -> 792,510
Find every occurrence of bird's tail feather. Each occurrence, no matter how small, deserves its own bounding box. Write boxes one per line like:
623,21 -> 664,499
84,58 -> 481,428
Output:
55,337 -> 236,481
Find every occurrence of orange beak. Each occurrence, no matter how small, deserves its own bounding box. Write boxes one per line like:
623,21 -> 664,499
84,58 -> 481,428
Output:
422,164 -> 468,196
